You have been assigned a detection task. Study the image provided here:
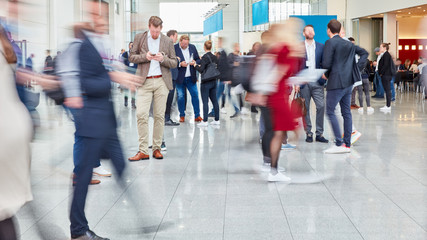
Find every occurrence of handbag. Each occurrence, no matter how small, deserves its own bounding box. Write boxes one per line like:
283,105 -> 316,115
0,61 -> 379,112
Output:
291,92 -> 306,118
201,54 -> 220,82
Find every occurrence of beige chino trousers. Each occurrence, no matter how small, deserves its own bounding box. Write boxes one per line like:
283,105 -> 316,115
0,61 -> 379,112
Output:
136,77 -> 169,154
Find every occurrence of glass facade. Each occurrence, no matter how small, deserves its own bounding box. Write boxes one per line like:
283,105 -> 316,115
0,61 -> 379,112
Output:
244,0 -> 327,32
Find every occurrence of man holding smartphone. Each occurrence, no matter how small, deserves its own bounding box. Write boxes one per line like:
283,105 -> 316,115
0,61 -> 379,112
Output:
128,16 -> 178,161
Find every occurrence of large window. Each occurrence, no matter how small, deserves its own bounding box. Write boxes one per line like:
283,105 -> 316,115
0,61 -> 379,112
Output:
244,0 -> 327,32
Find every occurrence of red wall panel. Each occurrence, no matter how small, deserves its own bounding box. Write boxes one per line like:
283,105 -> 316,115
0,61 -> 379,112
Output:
398,39 -> 427,63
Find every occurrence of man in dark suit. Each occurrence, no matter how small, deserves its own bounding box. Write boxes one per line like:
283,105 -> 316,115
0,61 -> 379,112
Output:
322,20 -> 368,154
298,25 -> 328,144
174,35 -> 202,123
67,1 -> 142,239
164,29 -> 180,126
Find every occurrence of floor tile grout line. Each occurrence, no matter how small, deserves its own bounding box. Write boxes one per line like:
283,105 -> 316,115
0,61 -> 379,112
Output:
20,191 -> 73,238
222,122 -> 232,240
152,127 -> 201,240
92,160 -> 151,234
297,150 -> 366,240
274,183 -> 295,240
382,161 -> 427,187
345,158 -> 427,232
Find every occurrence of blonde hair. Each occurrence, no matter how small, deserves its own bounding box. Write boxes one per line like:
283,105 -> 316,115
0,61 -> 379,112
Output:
180,35 -> 190,42
269,18 -> 305,57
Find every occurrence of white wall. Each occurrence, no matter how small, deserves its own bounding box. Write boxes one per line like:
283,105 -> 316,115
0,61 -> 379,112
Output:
399,16 -> 427,39
347,0 -> 427,19
242,31 -> 261,53
359,19 -> 374,59
218,0 -> 239,51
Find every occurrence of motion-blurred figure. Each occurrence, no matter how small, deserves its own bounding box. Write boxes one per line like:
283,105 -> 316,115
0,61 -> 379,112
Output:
0,22 -> 33,240
121,41 -> 138,108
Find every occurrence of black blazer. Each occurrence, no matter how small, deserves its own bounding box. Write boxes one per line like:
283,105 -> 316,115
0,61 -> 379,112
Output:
217,49 -> 231,81
195,52 -> 218,83
378,51 -> 395,77
323,35 -> 369,90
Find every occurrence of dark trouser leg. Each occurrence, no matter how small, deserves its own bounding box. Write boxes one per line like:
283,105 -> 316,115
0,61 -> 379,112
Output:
311,85 -> 325,137
270,131 -> 285,171
165,80 -> 176,121
326,88 -> 345,146
357,85 -> 364,107
381,75 -> 392,107
106,131 -> 126,178
200,83 -> 209,122
260,107 -> 273,163
339,86 -> 353,147
363,78 -> 371,107
70,137 -> 104,237
351,88 -> 357,105
300,85 -> 312,135
0,217 -> 17,240
209,81 -> 219,121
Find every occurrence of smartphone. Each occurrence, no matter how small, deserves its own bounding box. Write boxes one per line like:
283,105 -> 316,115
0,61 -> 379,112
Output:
150,53 -> 156,56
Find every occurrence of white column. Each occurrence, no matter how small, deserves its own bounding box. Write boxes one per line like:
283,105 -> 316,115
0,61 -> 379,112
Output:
383,13 -> 397,58
218,0 -> 239,50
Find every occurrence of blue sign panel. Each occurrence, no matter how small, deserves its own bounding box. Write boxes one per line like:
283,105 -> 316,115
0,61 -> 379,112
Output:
290,15 -> 338,44
203,10 -> 223,36
252,0 -> 269,26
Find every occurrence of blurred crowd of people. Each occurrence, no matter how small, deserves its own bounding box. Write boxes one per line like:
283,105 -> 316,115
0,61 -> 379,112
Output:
1,0 -> 426,240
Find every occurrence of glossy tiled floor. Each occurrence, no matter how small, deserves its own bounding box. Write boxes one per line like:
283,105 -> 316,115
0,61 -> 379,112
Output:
16,88 -> 427,240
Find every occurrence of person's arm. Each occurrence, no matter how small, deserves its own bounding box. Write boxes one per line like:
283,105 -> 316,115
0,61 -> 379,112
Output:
322,40 -> 334,71
193,46 -> 201,65
159,39 -> 178,69
129,33 -> 150,64
378,53 -> 387,76
195,55 -> 208,73
355,45 -> 368,70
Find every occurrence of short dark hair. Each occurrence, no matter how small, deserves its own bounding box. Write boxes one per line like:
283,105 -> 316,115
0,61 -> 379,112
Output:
148,16 -> 163,28
167,30 -> 177,37
348,37 -> 355,42
304,24 -> 314,31
327,20 -> 341,34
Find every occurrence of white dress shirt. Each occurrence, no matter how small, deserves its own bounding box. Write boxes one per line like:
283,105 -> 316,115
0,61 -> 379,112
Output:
305,40 -> 316,70
147,31 -> 162,77
180,46 -> 191,77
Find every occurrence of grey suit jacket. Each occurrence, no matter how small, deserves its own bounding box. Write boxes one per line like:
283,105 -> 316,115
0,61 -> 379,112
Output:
129,31 -> 177,90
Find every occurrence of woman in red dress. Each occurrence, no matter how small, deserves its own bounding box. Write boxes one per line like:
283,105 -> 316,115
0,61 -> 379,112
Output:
266,21 -> 305,182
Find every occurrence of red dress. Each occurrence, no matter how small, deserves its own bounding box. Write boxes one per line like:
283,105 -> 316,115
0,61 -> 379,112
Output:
267,44 -> 302,131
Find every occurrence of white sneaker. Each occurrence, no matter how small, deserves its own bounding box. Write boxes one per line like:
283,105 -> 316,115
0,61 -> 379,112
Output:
220,108 -> 227,114
268,172 -> 291,182
324,145 -> 351,154
241,107 -> 250,115
197,121 -> 208,127
351,131 -> 362,145
357,108 -> 364,114
380,106 -> 391,111
93,166 -> 112,177
367,107 -> 375,114
211,120 -> 220,125
261,163 -> 285,172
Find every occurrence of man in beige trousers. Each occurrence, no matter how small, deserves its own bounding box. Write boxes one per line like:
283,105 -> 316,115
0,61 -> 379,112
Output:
128,16 -> 177,160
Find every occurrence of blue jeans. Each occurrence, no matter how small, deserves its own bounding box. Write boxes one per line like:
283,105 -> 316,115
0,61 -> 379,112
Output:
326,86 -> 353,147
66,107 -> 101,174
201,80 -> 219,121
374,72 -> 384,97
391,77 -> 395,100
176,77 -> 200,118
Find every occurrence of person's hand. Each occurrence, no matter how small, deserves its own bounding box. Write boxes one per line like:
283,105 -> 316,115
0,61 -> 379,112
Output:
64,97 -> 83,109
177,57 -> 181,62
295,85 -> 300,93
321,74 -> 328,80
190,60 -> 196,66
224,81 -> 232,84
181,61 -> 188,67
146,52 -> 154,61
154,53 -> 164,62
246,92 -> 267,106
233,61 -> 240,67
109,71 -> 143,92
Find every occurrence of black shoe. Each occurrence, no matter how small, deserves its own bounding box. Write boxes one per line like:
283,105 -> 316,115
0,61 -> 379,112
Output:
165,119 -> 180,126
72,230 -> 110,240
251,106 -> 258,113
124,96 -> 128,107
305,135 -> 313,143
131,98 -> 136,108
315,135 -> 329,143
230,112 -> 240,119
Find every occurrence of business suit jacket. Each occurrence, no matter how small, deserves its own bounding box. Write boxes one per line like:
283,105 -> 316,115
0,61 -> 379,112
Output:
77,35 -> 116,139
378,51 -> 395,77
174,43 -> 201,84
322,35 -> 368,91
129,31 -> 177,91
304,41 -> 325,85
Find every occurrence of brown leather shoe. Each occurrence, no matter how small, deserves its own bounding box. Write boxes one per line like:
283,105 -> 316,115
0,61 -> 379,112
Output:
72,174 -> 101,186
153,149 -> 163,159
195,116 -> 203,122
179,116 -> 185,122
128,151 -> 149,161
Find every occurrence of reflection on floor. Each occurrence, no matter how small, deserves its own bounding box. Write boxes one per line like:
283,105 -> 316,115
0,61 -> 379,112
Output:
17,89 -> 427,240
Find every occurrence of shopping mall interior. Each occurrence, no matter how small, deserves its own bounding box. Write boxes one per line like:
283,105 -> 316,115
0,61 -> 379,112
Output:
0,0 -> 426,239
